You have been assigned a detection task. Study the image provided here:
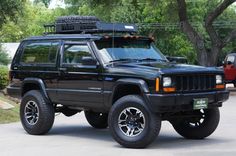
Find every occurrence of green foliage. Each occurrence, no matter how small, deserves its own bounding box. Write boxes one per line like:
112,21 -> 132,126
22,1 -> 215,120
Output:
34,0 -> 51,7
0,1 -> 69,42
0,66 -> 9,90
0,45 -> 11,66
0,0 -> 24,27
0,0 -> 235,65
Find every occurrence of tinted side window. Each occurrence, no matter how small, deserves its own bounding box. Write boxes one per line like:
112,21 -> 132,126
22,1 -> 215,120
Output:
63,44 -> 92,64
21,41 -> 59,64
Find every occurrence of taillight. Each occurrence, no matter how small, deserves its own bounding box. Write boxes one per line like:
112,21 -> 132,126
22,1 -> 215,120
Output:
9,70 -> 13,82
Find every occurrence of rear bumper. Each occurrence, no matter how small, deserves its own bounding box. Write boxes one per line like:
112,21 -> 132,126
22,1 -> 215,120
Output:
6,86 -> 21,98
146,90 -> 229,113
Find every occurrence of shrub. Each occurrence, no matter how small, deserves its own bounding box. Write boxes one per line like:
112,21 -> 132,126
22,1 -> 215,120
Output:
0,44 -> 11,65
0,66 -> 9,90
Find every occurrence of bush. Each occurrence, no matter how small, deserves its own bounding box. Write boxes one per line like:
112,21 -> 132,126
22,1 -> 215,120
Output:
0,66 -> 9,90
0,44 -> 11,66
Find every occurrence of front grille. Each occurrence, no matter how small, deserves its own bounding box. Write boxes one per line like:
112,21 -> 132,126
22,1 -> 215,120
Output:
175,74 -> 216,92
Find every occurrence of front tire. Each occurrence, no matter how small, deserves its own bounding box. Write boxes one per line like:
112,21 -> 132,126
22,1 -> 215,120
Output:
171,108 -> 220,139
20,90 -> 55,135
84,111 -> 108,129
108,95 -> 161,148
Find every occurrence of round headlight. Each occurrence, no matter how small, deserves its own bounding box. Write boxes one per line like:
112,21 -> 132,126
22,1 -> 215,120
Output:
163,77 -> 172,87
216,75 -> 222,84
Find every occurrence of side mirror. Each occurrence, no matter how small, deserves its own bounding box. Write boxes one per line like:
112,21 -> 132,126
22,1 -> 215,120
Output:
221,61 -> 226,67
81,56 -> 97,66
227,61 -> 233,65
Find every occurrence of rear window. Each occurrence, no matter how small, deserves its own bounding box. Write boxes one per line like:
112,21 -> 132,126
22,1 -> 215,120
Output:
20,41 -> 59,65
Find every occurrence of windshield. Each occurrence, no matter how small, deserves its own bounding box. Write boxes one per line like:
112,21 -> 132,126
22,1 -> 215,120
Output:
95,38 -> 167,64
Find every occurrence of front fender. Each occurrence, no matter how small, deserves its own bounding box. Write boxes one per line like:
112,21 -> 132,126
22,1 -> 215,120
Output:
108,78 -> 151,108
114,78 -> 150,93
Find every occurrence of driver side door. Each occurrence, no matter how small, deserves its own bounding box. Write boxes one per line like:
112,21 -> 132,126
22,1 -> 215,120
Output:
57,42 -> 103,108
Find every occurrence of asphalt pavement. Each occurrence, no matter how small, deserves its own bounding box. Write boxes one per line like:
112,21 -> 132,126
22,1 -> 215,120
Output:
0,95 -> 236,156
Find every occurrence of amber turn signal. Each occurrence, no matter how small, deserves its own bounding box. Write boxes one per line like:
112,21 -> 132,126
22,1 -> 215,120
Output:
155,78 -> 160,92
216,84 -> 225,89
163,87 -> 176,92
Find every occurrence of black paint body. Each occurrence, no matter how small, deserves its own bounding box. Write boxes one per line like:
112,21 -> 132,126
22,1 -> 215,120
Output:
7,34 -> 229,113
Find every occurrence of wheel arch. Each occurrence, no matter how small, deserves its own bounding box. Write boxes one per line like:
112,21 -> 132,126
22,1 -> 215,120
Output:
109,78 -> 150,106
21,78 -> 51,103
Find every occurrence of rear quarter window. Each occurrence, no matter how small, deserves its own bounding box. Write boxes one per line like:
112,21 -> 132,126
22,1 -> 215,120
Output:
20,41 -> 59,65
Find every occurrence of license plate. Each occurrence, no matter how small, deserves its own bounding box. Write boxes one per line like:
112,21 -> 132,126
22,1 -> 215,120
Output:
193,98 -> 208,110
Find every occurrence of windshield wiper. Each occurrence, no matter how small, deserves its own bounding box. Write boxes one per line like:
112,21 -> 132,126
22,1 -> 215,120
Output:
109,58 -> 138,63
138,58 -> 167,62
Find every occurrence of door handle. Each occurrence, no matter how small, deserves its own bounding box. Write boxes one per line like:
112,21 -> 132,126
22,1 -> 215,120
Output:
59,67 -> 67,71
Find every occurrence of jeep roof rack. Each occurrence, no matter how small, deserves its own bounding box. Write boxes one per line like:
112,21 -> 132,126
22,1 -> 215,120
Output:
44,16 -> 137,35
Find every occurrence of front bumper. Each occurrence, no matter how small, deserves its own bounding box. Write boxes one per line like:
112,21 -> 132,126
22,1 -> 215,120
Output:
146,90 -> 229,113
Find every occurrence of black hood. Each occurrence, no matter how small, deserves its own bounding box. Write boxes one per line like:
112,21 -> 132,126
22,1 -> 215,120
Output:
107,62 -> 223,79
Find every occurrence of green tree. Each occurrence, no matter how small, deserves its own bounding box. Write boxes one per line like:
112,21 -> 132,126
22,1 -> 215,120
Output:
0,45 -> 11,65
0,0 -> 235,66
34,0 -> 51,7
64,0 -> 236,66
176,0 -> 236,66
63,0 -> 197,63
0,0 -> 25,27
0,1 -> 68,42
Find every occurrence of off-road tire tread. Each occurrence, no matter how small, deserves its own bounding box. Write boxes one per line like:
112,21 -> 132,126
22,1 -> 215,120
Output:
108,95 -> 161,148
20,90 -> 54,135
172,108 -> 220,139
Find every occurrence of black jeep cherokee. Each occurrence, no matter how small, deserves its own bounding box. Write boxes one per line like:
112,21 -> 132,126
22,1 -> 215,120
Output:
7,16 -> 229,148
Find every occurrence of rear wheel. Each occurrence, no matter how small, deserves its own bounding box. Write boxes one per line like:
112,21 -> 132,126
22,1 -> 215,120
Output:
20,90 -> 55,135
171,108 -> 220,139
108,95 -> 161,148
85,111 -> 108,129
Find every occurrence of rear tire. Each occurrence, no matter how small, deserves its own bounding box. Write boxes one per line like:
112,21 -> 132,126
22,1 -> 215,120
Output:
85,111 -> 108,129
171,108 -> 220,139
20,90 -> 54,135
108,95 -> 161,148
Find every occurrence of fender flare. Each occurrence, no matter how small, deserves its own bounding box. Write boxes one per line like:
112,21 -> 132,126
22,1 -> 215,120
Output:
21,78 -> 51,103
109,78 -> 150,106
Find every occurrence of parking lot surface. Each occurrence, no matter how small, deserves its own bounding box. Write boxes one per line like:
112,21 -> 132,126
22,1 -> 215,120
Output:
0,95 -> 236,156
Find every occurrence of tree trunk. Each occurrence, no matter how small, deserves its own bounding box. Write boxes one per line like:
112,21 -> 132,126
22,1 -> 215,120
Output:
177,0 -> 236,67
208,46 -> 221,66
196,48 -> 208,66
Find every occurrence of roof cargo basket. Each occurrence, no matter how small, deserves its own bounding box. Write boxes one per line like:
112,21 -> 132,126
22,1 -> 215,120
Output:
44,16 -> 137,35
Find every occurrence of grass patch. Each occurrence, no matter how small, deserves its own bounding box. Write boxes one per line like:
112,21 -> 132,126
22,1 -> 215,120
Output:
0,94 -> 20,124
